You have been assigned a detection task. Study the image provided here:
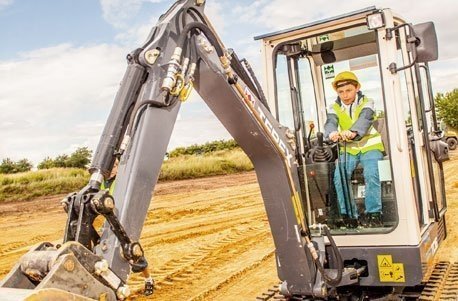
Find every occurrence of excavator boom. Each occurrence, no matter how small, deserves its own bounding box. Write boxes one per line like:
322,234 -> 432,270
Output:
1,0 -> 345,299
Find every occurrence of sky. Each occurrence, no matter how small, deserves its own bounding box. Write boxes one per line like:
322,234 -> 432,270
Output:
1,0 -> 457,165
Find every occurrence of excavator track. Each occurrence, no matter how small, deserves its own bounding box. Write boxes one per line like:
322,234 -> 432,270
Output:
420,261 -> 458,300
256,262 -> 458,301
256,283 -> 287,301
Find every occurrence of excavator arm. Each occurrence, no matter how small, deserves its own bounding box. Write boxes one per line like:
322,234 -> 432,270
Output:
1,1 -> 358,299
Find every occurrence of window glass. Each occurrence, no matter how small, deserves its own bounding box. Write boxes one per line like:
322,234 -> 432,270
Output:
419,66 -> 446,212
317,25 -> 371,42
275,54 -> 294,129
297,58 -> 318,136
321,54 -> 384,115
419,67 -> 433,131
275,55 -> 318,135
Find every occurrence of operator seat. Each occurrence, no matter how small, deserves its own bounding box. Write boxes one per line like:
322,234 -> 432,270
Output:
373,117 -> 388,157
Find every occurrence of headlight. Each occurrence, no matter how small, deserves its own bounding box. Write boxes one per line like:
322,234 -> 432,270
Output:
366,12 -> 385,30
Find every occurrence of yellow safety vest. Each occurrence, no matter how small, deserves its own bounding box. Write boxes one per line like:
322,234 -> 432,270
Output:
101,178 -> 116,195
332,97 -> 384,155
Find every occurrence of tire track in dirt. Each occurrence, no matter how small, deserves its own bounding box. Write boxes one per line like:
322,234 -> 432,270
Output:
129,227 -> 273,300
0,234 -> 49,256
145,194 -> 261,226
123,174 -> 275,300
146,187 -> 262,218
141,210 -> 266,245
187,249 -> 276,301
154,228 -> 269,286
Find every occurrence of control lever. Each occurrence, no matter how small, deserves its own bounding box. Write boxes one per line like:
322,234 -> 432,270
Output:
317,132 -> 324,148
306,122 -> 315,151
311,132 -> 335,163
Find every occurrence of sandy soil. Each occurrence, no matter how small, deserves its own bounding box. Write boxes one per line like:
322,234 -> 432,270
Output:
0,153 -> 457,300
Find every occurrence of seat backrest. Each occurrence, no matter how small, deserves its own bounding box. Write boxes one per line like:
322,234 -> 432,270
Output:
373,117 -> 389,156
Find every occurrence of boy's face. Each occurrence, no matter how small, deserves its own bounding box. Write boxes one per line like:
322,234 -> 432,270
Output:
336,84 -> 359,105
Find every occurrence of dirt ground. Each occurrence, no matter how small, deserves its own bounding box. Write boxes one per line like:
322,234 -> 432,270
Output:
0,152 -> 457,300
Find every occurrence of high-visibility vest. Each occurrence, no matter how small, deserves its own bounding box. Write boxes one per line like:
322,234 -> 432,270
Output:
101,178 -> 116,195
332,97 -> 384,155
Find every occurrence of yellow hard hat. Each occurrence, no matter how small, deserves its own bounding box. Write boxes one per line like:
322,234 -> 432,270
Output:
332,71 -> 361,90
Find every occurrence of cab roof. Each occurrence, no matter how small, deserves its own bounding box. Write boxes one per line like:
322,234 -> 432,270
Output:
253,6 -> 378,41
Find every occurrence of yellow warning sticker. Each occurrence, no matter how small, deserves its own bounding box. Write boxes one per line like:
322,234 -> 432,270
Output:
377,255 -> 405,283
392,263 -> 405,282
378,255 -> 392,268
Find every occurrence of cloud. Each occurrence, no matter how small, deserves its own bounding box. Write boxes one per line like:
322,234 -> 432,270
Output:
170,101 -> 231,150
430,57 -> 458,94
0,0 -> 13,11
100,0 -> 143,28
204,1 -> 225,36
100,0 -> 166,29
113,1 -> 227,48
0,43 -> 129,164
114,14 -> 161,46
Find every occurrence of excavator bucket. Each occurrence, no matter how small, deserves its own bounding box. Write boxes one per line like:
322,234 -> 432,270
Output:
0,242 -> 120,301
0,287 -> 95,301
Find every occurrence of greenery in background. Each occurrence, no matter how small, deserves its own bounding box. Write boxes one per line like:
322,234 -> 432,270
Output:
436,89 -> 458,128
0,158 -> 33,174
0,168 -> 88,202
37,147 -> 92,170
168,139 -> 238,157
160,148 -> 253,181
0,141 -> 253,202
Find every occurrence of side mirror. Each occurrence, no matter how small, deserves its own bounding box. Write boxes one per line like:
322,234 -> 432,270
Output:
413,22 -> 438,63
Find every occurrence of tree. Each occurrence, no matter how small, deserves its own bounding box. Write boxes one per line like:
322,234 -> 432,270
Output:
37,147 -> 93,170
37,157 -> 55,170
0,158 -> 16,174
0,158 -> 33,174
168,139 -> 239,157
15,159 -> 33,173
435,89 -> 458,128
67,147 -> 92,169
53,154 -> 69,168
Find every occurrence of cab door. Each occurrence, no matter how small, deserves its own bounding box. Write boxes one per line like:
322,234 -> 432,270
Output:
392,20 -> 446,229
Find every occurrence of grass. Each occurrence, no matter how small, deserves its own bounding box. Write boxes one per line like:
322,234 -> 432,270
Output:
0,148 -> 253,203
159,148 -> 253,181
0,168 -> 89,202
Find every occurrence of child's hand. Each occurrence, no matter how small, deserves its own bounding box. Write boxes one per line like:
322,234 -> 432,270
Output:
340,130 -> 356,141
329,131 -> 341,142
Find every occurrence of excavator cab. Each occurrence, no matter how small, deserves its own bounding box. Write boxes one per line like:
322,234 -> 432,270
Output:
256,6 -> 449,295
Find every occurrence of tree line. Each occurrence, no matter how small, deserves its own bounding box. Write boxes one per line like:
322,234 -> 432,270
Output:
168,139 -> 238,158
0,140 -> 240,175
0,147 -> 92,174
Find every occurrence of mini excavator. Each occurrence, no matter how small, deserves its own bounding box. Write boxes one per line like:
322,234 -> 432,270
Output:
0,1 -> 451,300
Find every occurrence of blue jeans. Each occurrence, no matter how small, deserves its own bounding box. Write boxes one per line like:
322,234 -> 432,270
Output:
334,150 -> 383,218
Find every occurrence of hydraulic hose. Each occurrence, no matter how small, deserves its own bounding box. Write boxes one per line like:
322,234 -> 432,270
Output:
177,22 -> 224,57
240,58 -> 269,111
305,225 -> 343,288
125,94 -> 173,137
317,225 -> 343,287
